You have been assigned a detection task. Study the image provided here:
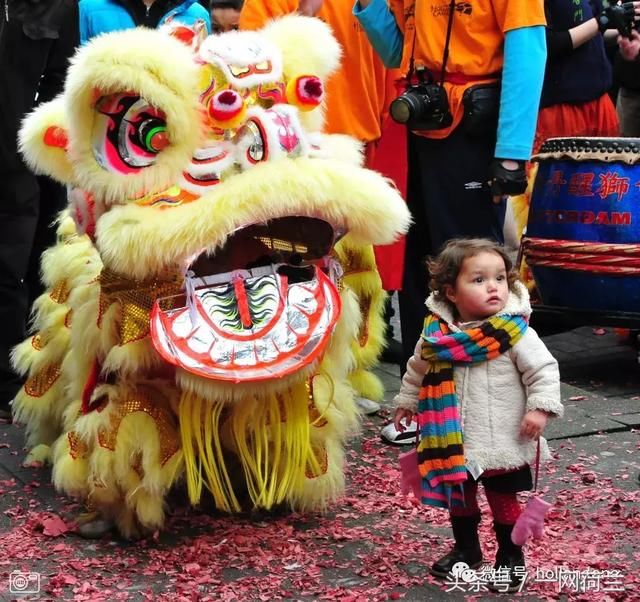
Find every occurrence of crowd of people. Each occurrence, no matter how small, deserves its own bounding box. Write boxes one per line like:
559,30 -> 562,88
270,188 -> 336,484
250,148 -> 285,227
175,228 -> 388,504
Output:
1,0 -> 639,591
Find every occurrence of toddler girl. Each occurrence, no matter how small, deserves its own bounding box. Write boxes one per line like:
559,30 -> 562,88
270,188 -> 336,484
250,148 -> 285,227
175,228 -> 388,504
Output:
394,238 -> 563,592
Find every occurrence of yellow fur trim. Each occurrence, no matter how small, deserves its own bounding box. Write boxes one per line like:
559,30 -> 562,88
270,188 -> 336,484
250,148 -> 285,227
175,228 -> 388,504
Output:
328,241 -> 388,399
176,363 -> 316,405
52,432 -> 90,497
64,29 -> 203,206
311,133 -> 364,167
24,444 -> 52,467
101,340 -> 164,378
262,15 -> 341,82
65,386 -> 182,535
287,435 -> 345,511
19,96 -> 75,184
348,369 -> 385,403
262,15 -> 341,132
12,366 -> 62,423
40,234 -> 99,290
96,157 -> 410,279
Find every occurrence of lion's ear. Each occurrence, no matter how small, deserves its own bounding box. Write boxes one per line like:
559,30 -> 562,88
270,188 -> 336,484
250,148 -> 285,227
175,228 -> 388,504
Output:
19,96 -> 74,184
261,15 -> 342,82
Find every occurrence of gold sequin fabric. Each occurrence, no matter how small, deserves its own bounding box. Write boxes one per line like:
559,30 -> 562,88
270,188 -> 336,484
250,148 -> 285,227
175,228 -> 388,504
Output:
49,279 -> 71,304
24,364 -> 61,398
336,248 -> 368,277
98,268 -> 182,345
306,378 -> 328,428
305,444 -> 328,479
357,294 -> 372,348
68,431 -> 89,460
31,333 -> 46,351
97,388 -> 180,467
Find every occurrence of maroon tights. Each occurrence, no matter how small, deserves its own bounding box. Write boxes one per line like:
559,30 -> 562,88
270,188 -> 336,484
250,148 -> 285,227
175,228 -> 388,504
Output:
449,478 -> 522,524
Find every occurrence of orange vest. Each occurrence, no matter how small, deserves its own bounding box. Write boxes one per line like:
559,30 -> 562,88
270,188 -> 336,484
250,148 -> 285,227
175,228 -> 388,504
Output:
240,0 -> 397,143
389,0 -> 546,138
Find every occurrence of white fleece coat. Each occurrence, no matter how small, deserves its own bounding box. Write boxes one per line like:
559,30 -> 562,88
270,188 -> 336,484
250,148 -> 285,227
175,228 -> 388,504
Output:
394,282 -> 564,472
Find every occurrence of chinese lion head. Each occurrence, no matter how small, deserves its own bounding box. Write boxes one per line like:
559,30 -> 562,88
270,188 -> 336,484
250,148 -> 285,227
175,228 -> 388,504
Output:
13,16 -> 409,537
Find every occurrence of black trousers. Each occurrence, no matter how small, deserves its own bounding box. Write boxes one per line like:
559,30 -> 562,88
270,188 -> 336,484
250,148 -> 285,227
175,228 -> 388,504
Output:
398,126 -> 506,367
0,3 -> 76,403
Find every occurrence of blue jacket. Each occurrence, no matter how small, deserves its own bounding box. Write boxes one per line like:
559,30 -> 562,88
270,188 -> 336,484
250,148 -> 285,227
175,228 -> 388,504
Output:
80,0 -> 211,44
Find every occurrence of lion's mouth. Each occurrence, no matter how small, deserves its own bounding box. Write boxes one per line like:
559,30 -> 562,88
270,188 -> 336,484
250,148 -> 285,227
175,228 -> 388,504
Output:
150,217 -> 343,382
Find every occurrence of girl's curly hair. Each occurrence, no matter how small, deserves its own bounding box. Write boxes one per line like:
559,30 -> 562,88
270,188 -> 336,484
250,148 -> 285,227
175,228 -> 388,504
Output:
427,238 -> 519,303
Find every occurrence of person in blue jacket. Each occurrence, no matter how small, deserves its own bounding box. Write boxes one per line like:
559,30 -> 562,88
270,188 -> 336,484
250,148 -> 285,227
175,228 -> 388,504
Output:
80,0 -> 211,44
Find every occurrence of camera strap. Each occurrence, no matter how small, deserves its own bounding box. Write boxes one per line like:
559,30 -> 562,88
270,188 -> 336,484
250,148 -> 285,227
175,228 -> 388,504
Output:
439,0 -> 457,86
407,0 -> 457,86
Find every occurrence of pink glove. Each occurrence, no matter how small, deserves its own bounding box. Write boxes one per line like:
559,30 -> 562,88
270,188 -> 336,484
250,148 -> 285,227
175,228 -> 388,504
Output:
398,448 -> 422,499
511,496 -> 552,546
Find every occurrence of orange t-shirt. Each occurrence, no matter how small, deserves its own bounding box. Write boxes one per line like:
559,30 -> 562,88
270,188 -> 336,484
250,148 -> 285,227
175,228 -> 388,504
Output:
389,0 -> 546,138
240,0 -> 395,143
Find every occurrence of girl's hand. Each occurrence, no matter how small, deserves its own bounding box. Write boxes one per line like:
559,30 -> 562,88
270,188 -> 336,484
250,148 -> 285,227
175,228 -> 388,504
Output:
394,407 -> 414,432
520,410 -> 549,440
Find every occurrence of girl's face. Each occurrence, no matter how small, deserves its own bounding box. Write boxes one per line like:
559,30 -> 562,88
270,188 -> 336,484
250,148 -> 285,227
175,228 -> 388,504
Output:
445,251 -> 509,322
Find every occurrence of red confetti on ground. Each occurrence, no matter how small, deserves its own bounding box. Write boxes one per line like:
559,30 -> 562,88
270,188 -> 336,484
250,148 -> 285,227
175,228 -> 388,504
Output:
0,422 -> 638,601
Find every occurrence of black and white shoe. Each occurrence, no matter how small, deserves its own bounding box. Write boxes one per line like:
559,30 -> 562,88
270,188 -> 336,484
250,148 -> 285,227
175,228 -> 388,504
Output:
380,418 -> 418,445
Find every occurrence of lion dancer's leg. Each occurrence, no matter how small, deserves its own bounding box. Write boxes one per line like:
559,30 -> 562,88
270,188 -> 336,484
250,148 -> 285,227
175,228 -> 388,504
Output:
11,215 -> 101,465
52,383 -> 183,538
333,237 -> 386,415
49,267 -> 185,538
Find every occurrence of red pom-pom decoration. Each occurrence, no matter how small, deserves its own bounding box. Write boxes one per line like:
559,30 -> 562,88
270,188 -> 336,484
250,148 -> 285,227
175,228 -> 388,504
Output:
43,126 -> 69,149
207,89 -> 246,127
286,75 -> 323,110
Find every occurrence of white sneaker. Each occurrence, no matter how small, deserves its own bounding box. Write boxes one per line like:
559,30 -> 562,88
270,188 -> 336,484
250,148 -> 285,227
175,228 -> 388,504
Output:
380,418 -> 418,445
355,396 -> 382,415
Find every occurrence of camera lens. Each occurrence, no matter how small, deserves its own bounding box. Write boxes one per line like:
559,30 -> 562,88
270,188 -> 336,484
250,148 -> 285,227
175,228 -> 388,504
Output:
390,97 -> 412,124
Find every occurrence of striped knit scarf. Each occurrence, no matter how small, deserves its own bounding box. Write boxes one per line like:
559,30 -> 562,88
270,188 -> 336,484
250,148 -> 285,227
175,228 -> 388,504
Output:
417,312 -> 528,509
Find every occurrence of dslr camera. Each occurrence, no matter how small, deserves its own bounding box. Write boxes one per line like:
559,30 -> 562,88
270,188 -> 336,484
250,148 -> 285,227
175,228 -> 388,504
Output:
390,70 -> 453,131
598,1 -> 636,38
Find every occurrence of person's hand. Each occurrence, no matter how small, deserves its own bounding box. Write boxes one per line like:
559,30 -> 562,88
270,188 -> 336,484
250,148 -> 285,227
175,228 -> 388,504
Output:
618,28 -> 640,61
488,158 -> 527,203
520,409 -> 549,440
298,0 -> 323,16
394,407 -> 415,433
598,1 -> 639,36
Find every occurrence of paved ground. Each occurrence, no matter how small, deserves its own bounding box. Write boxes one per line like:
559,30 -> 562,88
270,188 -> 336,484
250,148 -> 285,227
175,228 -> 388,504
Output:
0,326 -> 639,601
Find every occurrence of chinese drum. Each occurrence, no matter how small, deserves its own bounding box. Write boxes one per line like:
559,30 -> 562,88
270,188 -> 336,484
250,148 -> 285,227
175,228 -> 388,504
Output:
522,138 -> 640,313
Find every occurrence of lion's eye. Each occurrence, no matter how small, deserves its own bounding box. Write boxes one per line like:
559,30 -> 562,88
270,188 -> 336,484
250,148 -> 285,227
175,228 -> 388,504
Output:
136,118 -> 169,153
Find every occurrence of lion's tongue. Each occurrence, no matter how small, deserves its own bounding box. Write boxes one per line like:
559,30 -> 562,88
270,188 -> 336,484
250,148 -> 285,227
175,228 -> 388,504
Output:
151,266 -> 341,382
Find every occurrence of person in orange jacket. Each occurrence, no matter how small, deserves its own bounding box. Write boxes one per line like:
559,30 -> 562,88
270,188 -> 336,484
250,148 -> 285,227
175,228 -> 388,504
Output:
241,0 -> 404,414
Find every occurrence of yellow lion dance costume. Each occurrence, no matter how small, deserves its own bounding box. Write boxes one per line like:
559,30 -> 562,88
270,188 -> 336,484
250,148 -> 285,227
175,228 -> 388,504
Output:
12,17 -> 409,537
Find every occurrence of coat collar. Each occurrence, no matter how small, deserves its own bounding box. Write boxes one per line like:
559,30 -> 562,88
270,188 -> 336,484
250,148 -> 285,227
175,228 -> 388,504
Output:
425,280 -> 532,328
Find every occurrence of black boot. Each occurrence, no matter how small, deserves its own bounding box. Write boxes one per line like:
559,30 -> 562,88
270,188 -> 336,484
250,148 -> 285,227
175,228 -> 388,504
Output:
489,522 -> 526,593
430,514 -> 483,578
